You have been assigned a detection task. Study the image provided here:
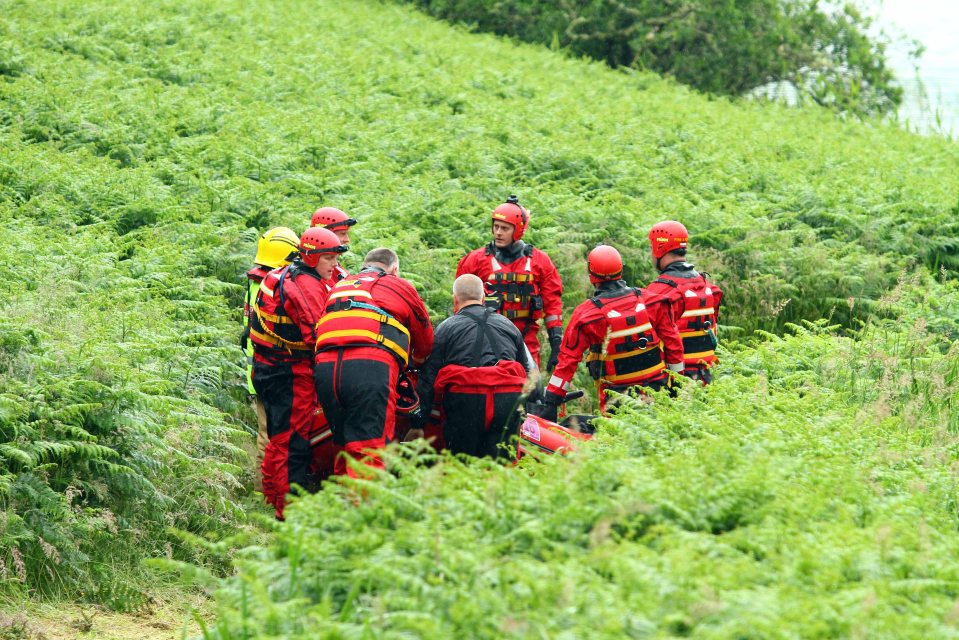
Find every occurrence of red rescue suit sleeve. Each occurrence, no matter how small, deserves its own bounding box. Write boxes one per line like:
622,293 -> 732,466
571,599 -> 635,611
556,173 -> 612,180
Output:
546,301 -> 605,397
532,248 -> 563,330
642,291 -> 684,369
372,276 -> 435,367
712,281 -> 723,322
455,248 -> 485,279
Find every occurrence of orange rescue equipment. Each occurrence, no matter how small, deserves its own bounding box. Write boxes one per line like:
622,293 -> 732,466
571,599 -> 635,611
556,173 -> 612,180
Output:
315,275 -> 411,366
587,289 -> 665,386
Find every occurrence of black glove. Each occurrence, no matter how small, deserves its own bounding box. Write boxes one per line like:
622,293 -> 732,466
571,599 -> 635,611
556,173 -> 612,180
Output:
539,390 -> 565,423
546,326 -> 563,372
408,405 -> 428,431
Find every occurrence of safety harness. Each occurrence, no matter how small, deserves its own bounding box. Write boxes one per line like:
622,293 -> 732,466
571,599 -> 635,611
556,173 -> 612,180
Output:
653,272 -> 718,366
586,288 -> 665,386
483,243 -> 542,326
249,265 -> 316,359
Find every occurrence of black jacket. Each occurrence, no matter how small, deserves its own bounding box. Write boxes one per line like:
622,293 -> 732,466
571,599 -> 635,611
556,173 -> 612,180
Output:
417,304 -> 534,412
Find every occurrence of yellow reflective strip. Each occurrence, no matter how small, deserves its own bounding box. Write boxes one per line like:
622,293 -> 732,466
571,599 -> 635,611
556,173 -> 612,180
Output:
316,329 -> 409,365
602,344 -> 661,362
684,350 -> 715,361
316,311 -> 411,339
680,330 -> 707,338
603,361 -> 665,383
607,323 -> 652,340
382,337 -> 410,366
329,289 -> 373,299
317,310 -> 381,326
680,307 -> 715,318
317,329 -> 379,342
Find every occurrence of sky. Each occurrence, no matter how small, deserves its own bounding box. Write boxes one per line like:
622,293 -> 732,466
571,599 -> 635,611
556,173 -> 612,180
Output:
869,0 -> 959,135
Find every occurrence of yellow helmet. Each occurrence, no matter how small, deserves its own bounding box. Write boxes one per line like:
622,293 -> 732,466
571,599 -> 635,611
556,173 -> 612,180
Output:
254,227 -> 299,268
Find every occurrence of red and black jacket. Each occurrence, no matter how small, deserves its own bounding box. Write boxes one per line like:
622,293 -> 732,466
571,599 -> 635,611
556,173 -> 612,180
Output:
547,281 -> 683,402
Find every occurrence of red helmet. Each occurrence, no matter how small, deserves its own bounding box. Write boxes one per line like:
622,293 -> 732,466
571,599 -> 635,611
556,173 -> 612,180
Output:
491,195 -> 530,242
311,207 -> 357,230
395,373 -> 420,415
648,220 -> 689,259
298,227 -> 346,268
587,245 -> 623,284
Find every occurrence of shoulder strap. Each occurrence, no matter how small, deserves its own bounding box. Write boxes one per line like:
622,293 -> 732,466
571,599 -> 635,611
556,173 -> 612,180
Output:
466,308 -> 496,363
523,243 -> 534,257
653,277 -> 678,287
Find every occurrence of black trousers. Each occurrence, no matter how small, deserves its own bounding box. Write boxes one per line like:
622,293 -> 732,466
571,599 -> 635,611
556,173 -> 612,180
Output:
442,390 -> 522,459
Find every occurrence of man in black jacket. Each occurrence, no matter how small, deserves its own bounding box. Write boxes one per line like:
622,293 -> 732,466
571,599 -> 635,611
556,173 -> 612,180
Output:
414,274 -> 536,457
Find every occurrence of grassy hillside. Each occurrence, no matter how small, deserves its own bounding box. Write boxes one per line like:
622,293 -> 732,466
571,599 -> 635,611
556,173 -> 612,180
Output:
1,0 -> 958,633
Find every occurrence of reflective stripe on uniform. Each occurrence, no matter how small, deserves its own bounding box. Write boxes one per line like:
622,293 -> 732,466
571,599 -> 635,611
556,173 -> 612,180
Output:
548,375 -> 570,391
599,343 -> 662,361
260,283 -> 275,298
680,307 -> 715,318
329,288 -> 373,301
310,428 -> 333,446
314,329 -> 410,366
607,322 -> 652,340
317,309 -> 410,337
603,361 -> 665,384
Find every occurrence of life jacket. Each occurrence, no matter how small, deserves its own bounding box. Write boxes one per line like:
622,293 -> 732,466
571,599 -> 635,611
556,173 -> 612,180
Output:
484,244 -> 541,322
587,289 -> 666,386
314,273 -> 411,367
653,273 -> 719,367
249,265 -> 315,361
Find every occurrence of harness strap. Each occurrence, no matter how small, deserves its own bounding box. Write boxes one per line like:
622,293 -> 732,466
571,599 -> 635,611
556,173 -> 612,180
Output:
249,327 -> 311,353
466,308 -> 496,365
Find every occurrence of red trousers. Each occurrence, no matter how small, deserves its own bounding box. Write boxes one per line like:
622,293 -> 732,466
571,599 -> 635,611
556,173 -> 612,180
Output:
253,360 -> 328,519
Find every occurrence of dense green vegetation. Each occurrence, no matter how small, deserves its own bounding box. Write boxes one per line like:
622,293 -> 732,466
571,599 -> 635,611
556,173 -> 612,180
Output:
405,0 -> 912,117
0,0 -> 957,634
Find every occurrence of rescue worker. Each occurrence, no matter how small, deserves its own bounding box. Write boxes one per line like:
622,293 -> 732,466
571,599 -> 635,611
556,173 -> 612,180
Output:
644,221 -> 723,384
414,274 -> 536,458
250,227 -> 346,519
456,195 -> 564,370
313,248 -> 434,477
542,245 -> 684,419
311,206 -> 356,282
240,227 -> 299,491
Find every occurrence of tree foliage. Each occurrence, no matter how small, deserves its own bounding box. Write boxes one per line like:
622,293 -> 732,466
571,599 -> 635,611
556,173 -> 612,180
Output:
407,0 -> 907,117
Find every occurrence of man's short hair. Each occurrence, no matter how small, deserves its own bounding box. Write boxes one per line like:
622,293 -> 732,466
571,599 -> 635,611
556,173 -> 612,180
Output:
364,248 -> 399,270
453,274 -> 485,303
